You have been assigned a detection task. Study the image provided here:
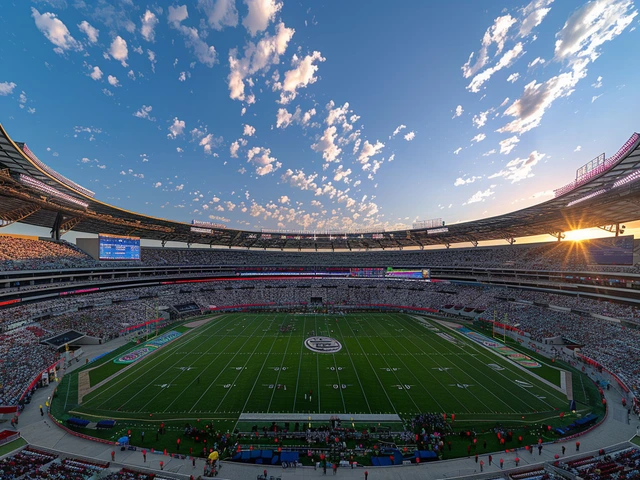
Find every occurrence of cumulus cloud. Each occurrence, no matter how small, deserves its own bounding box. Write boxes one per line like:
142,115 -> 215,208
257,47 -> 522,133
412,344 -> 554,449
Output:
0,82 -> 17,96
520,0 -> 554,37
467,42 -> 525,93
528,56 -> 545,68
228,22 -> 294,101
454,176 -> 481,186
247,146 -> 281,175
452,105 -> 464,119
357,140 -> 384,165
462,14 -> 516,79
574,145 -> 582,152
107,75 -> 120,87
168,5 -> 217,67
499,135 -> 520,155
31,8 -> 82,53
168,117 -> 186,139
242,0 -> 282,36
507,72 -> 520,83
278,195 -> 290,204
472,110 -> 490,129
471,133 -> 486,143
281,168 -> 318,191
89,66 -> 103,80
464,186 -> 496,205
276,51 -> 325,104
276,108 -> 293,128
199,0 -> 239,30
109,36 -> 128,67
78,20 -> 99,44
230,141 -> 240,158
243,124 -> 256,136
312,126 -> 342,163
501,0 -> 636,135
453,147 -> 462,155
141,10 -> 159,42
391,124 -> 406,137
592,75 -> 603,88
200,133 -> 222,154
404,131 -> 415,142
489,150 -> 545,182
333,165 -> 352,183
133,104 -> 155,121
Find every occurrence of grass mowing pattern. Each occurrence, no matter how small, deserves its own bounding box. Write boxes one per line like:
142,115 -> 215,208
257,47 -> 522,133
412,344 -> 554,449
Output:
72,313 -> 576,425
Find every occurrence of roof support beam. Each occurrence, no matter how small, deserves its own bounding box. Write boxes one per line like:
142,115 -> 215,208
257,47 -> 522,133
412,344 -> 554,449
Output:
597,223 -> 625,236
0,203 -> 41,228
60,217 -> 82,235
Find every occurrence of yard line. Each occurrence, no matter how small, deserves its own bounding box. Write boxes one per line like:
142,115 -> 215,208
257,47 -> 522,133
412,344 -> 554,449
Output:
398,315 -> 559,412
333,318 -> 371,414
292,315 -> 307,412
224,313 -> 288,417
340,314 -> 398,415
314,314 -> 321,412
362,313 -> 453,413
117,315 -> 238,412
191,315 -> 275,413
91,315 -> 228,410
266,315 -> 297,413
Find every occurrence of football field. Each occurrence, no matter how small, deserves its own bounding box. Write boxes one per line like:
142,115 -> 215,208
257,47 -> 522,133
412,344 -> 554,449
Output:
70,312 -> 574,427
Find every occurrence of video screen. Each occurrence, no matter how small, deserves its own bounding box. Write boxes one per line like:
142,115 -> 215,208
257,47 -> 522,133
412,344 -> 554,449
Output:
99,234 -> 141,261
385,268 -> 430,279
587,235 -> 634,265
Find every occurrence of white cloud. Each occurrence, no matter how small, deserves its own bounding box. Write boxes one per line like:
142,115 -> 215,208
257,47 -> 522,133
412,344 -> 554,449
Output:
391,124 -> 406,137
31,8 -> 82,53
107,75 -> 119,87
168,5 -> 217,67
140,10 -> 159,42
453,147 -> 462,155
357,140 -> 384,165
574,145 -> 582,152
276,107 -> 293,128
228,22 -> 294,101
199,0 -> 239,30
471,133 -> 486,143
168,117 -> 186,139
501,0 -> 636,135
467,42 -> 525,93
0,82 -> 17,95
178,71 -> 187,81
403,131 -> 415,142
312,126 -> 342,163
499,135 -> 520,155
453,105 -> 464,119
472,110 -> 490,129
89,66 -> 103,80
462,14 -> 517,79
80,157 -> 91,163
528,56 -> 545,68
506,72 -> 520,83
200,133 -> 221,154
243,124 -> 256,136
230,140 -> 240,157
154,182 -> 162,188
281,168 -> 318,191
483,149 -> 497,156
78,20 -> 99,44
133,105 -> 155,121
109,36 -> 128,67
242,0 -> 282,37
464,187 -> 496,204
592,93 -> 603,103
277,51 -> 325,104
278,195 -> 290,204
520,0 -> 554,37
530,189 -> 554,199
333,165 -> 352,183
592,75 -> 603,88
489,150 -> 546,182
247,146 -> 281,175
454,176 -> 481,186
147,49 -> 157,72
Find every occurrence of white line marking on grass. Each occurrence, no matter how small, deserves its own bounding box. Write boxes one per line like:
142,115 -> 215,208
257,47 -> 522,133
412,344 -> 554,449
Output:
334,318 -> 371,414
266,315 -> 297,413
340,315 -> 398,415
362,313 -> 451,413
292,315 -> 307,413
90,316 -> 228,410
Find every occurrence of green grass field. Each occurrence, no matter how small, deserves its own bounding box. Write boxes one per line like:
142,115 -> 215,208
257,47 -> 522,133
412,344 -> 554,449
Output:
64,313 -> 581,426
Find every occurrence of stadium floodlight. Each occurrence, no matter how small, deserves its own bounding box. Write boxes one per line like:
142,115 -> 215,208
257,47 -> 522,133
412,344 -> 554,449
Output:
19,174 -> 89,208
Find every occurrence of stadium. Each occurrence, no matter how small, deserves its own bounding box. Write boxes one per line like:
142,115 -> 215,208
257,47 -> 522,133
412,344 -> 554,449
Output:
2,1 -> 640,479
1,117 -> 640,480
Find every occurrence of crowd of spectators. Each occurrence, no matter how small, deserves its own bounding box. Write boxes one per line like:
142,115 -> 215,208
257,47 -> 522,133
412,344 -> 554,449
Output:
557,447 -> 640,478
0,236 -> 94,271
0,447 -> 57,479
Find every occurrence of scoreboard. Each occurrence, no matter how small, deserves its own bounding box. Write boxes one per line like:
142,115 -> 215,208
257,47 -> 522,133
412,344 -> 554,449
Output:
98,234 -> 141,261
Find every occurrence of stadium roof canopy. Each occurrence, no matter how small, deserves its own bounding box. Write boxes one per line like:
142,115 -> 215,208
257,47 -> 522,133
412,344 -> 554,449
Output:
1,123 -> 640,251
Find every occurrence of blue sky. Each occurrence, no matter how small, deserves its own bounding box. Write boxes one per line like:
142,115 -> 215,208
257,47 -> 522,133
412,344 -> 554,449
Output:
1,0 -> 639,234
